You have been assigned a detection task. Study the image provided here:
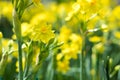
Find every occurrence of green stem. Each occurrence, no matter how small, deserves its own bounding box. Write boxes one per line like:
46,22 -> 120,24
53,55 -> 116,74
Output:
18,39 -> 23,80
82,35 -> 86,80
46,53 -> 54,80
12,9 -> 23,80
24,41 -> 33,79
80,52 -> 82,80
80,34 -> 86,80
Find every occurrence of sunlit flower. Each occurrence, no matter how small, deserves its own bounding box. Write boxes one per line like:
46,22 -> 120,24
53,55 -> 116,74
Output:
30,22 -> 55,43
69,33 -> 82,44
62,43 -> 79,60
12,34 -> 17,40
57,60 -> 70,73
114,31 -> 120,39
56,53 -> 63,61
21,22 -> 32,37
72,2 -> 80,14
58,26 -> 71,42
0,2 -> 13,20
112,6 -> 120,20
30,12 -> 56,25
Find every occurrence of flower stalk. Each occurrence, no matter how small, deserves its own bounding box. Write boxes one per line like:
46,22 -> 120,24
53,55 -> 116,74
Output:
12,9 -> 23,80
80,34 -> 86,80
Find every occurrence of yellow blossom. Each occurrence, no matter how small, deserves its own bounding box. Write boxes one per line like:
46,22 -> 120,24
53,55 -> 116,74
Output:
61,43 -> 80,60
57,60 -> 70,73
12,34 -> 17,40
30,22 -> 55,43
112,6 -> 120,20
69,33 -> 82,44
30,12 -> 56,25
0,2 -> 13,21
72,2 -> 80,14
65,12 -> 74,21
56,53 -> 63,61
114,31 -> 120,39
21,22 -> 32,37
58,26 -> 71,42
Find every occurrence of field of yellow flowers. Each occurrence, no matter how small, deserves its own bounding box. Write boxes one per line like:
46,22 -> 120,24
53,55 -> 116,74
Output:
0,0 -> 120,80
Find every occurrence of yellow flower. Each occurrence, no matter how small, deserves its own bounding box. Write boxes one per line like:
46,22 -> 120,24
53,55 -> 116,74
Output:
72,2 -> 80,14
65,2 -> 80,21
61,41 -> 80,60
62,44 -> 79,60
112,6 -> 120,20
65,11 -> 74,21
56,53 -> 63,61
66,0 -> 103,22
89,36 -> 102,43
57,60 -> 70,73
69,33 -> 82,44
114,31 -> 120,39
30,22 -> 55,43
12,34 -> 17,40
58,26 -> 71,42
30,12 -> 56,24
21,22 -> 32,37
0,2 -> 13,21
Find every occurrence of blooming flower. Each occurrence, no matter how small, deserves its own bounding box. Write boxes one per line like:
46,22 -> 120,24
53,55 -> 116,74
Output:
21,22 -> 32,37
57,60 -> 70,73
58,26 -> 71,42
113,6 -> 120,20
30,22 -> 55,43
114,31 -> 120,39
